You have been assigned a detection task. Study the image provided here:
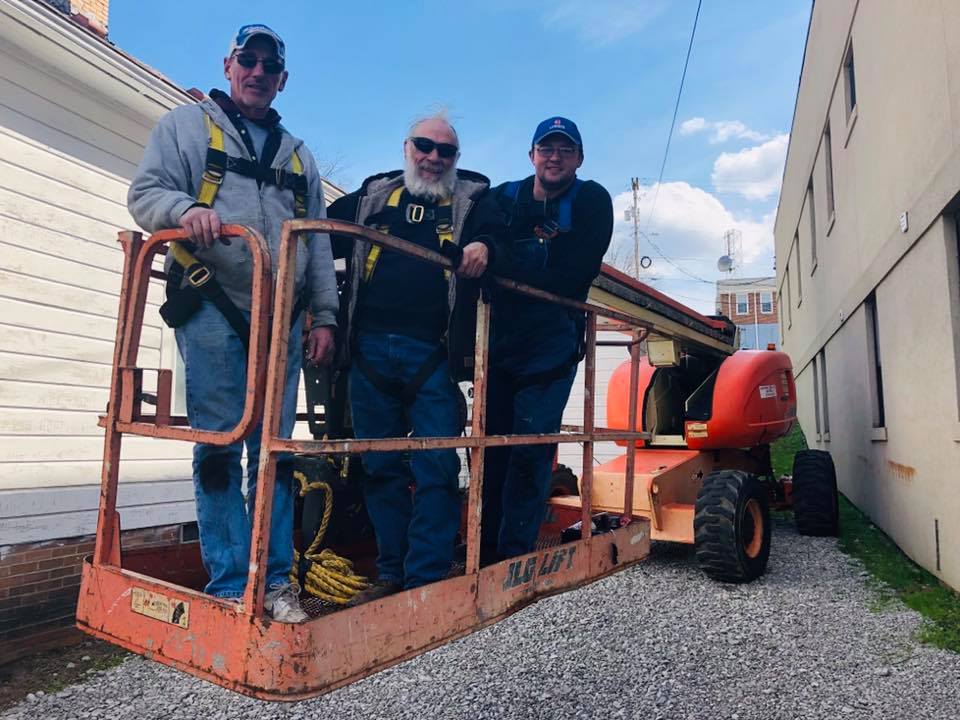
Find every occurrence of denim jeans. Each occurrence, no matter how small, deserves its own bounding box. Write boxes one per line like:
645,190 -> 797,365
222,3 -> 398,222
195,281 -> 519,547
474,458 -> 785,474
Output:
481,360 -> 577,560
175,300 -> 302,598
349,332 -> 462,589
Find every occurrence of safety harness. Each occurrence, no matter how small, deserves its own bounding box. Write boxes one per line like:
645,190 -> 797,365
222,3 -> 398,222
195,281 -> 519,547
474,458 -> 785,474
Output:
499,177 -> 587,391
159,109 -> 309,345
352,186 -> 460,404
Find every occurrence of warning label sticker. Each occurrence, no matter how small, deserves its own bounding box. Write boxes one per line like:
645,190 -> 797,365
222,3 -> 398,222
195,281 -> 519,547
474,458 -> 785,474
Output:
759,385 -> 777,399
131,587 -> 189,628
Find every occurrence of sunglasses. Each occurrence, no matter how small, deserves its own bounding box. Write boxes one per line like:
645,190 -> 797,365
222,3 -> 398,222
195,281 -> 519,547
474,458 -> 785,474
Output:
233,52 -> 285,74
409,136 -> 459,159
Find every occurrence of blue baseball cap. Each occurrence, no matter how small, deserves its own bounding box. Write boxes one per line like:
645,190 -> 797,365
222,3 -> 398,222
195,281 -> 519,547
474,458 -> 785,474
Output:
532,116 -> 582,147
228,24 -> 286,63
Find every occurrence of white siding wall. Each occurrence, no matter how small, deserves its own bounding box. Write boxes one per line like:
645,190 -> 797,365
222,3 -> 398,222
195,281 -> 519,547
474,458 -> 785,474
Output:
559,331 -> 631,476
0,4 -> 196,543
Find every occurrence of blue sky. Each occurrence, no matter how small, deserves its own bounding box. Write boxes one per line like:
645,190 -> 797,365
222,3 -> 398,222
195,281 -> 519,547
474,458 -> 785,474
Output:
111,0 -> 810,313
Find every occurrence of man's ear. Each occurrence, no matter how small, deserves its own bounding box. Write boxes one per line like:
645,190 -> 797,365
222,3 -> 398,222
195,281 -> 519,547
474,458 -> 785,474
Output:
278,70 -> 289,93
223,56 -> 231,80
528,148 -> 535,165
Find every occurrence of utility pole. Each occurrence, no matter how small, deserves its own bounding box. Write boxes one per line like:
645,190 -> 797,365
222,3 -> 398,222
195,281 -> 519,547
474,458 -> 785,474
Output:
631,177 -> 641,279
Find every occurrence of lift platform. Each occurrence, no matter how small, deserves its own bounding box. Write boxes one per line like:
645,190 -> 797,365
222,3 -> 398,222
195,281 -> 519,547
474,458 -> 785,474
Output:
75,220 -> 741,700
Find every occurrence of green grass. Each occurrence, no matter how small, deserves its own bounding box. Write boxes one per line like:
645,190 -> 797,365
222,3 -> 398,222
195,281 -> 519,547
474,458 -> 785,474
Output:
838,497 -> 960,652
770,423 -> 807,478
770,423 -> 960,653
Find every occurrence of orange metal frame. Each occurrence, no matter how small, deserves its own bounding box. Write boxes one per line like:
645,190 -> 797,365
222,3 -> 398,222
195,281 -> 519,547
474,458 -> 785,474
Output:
76,220 -> 656,700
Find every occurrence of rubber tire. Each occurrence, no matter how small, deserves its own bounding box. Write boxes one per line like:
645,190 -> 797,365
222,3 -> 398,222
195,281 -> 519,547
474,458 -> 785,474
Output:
792,449 -> 839,537
550,464 -> 580,497
694,470 -> 771,583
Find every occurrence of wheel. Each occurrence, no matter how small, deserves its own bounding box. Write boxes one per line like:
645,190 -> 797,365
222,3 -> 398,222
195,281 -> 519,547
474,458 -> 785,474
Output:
694,470 -> 771,583
549,464 -> 580,497
792,449 -> 839,536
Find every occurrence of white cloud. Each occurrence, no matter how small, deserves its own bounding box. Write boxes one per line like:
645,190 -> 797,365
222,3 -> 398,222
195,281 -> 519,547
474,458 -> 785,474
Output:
679,117 -> 770,144
605,181 -> 776,313
711,134 -> 789,201
541,0 -> 669,46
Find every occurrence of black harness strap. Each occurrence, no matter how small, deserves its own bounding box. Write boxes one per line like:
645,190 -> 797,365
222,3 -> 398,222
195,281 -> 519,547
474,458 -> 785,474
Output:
353,342 -> 448,405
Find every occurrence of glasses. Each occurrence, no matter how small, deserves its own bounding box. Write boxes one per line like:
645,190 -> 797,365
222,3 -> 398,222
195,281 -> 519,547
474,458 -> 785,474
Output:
233,52 -> 285,74
534,145 -> 579,158
408,136 -> 459,159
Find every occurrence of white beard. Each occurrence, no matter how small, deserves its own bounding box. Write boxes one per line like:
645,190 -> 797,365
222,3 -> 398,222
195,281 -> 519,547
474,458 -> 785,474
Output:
403,156 -> 457,201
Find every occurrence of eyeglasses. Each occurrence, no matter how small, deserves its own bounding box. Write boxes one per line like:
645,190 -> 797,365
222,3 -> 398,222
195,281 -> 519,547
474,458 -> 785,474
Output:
408,136 -> 459,159
233,52 -> 285,74
534,145 -> 579,158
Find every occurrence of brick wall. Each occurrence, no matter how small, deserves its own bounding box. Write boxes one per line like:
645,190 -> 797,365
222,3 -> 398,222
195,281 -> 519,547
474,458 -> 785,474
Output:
716,290 -> 778,325
69,0 -> 108,32
0,523 -> 186,665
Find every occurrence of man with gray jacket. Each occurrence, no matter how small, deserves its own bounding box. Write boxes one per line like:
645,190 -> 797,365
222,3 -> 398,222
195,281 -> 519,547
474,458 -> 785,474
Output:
127,24 -> 337,622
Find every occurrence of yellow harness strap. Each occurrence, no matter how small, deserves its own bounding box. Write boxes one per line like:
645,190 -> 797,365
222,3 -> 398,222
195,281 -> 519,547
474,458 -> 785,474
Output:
363,187 -> 453,282
196,114 -> 224,208
196,113 -> 307,218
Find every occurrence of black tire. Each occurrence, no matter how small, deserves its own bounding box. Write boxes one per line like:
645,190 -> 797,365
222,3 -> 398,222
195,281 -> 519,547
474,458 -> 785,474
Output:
792,449 -> 839,536
694,470 -> 771,583
550,464 -> 580,497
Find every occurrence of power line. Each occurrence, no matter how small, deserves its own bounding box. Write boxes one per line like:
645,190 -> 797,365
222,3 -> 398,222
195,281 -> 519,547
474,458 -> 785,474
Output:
642,0 -> 708,283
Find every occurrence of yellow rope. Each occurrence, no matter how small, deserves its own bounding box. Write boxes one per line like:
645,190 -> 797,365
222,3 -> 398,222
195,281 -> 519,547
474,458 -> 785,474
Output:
291,469 -> 370,604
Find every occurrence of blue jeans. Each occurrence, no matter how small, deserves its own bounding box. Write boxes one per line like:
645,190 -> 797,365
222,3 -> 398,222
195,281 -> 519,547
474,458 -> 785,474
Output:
349,332 -> 462,589
481,360 -> 577,559
175,301 -> 302,598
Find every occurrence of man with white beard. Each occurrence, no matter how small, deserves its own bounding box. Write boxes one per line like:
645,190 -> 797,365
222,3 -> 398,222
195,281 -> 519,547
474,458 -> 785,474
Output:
327,112 -> 504,604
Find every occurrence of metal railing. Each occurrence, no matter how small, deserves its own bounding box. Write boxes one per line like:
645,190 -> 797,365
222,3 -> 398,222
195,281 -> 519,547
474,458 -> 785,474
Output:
94,219 -> 656,617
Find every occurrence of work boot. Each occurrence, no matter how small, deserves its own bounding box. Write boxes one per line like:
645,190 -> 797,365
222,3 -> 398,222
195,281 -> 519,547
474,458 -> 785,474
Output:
264,582 -> 309,623
347,580 -> 402,607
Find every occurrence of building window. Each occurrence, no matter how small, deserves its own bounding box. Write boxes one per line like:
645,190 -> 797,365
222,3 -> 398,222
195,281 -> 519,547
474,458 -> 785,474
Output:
807,180 -> 817,267
778,291 -> 784,344
759,292 -> 773,314
819,348 -> 830,435
794,239 -> 802,306
736,293 -> 748,315
824,124 -> 835,222
844,42 -> 857,119
785,270 -> 793,328
865,293 -> 885,428
811,355 -> 821,436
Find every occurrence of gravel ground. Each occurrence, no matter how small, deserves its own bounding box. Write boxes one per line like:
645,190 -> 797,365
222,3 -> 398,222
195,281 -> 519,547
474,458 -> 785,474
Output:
4,518 -> 959,720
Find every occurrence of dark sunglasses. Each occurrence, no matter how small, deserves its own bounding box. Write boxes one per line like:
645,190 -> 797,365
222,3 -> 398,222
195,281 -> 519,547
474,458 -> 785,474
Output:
233,52 -> 285,74
409,136 -> 459,159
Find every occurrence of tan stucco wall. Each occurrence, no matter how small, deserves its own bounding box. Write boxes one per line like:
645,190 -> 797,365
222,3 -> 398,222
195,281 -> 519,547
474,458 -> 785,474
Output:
776,0 -> 960,587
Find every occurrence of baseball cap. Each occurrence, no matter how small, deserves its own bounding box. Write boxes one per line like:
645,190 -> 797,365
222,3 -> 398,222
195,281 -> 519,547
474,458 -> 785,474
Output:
532,117 -> 582,147
228,24 -> 286,63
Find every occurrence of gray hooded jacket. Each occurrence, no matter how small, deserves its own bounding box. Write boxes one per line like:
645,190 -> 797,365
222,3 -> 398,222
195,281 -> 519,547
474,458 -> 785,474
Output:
127,97 -> 338,328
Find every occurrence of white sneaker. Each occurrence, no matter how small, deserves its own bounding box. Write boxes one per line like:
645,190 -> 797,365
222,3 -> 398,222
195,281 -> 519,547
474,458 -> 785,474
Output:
264,582 -> 309,623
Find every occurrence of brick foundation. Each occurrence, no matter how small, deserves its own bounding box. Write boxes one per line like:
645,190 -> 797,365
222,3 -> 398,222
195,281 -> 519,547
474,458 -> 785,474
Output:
0,523 -> 190,665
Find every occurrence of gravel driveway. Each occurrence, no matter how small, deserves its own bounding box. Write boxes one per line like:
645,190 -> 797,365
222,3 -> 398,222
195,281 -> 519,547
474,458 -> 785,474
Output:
4,519 -> 958,720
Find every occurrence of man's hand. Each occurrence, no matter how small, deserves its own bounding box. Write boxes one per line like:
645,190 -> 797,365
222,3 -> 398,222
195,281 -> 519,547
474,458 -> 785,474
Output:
179,206 -> 227,248
457,242 -> 489,279
305,326 -> 336,366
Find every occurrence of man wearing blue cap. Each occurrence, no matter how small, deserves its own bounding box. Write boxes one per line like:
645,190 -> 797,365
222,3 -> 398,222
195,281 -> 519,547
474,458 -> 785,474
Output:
128,24 -> 338,621
480,117 -> 614,562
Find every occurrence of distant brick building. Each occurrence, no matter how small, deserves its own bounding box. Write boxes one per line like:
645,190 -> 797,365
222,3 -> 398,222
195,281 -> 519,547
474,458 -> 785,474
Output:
715,277 -> 779,350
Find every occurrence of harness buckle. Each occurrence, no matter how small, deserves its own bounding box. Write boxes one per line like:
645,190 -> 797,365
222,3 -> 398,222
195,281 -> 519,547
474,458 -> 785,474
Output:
406,204 -> 425,223
275,168 -> 286,187
534,220 -> 560,241
186,263 -> 213,288
201,169 -> 224,186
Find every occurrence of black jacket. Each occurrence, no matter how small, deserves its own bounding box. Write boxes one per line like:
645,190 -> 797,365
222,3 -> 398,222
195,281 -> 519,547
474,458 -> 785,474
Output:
327,169 -> 507,380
